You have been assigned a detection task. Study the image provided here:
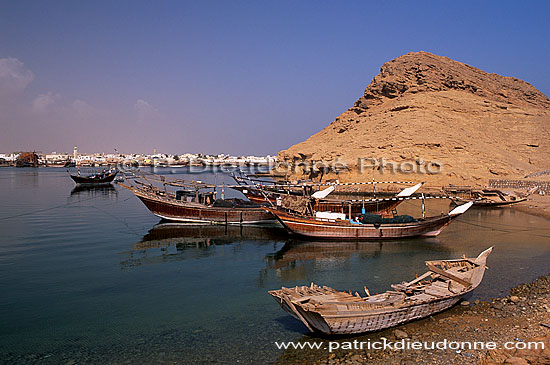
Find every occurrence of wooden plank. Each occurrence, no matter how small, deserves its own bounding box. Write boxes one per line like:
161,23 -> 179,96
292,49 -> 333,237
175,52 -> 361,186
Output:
403,271 -> 433,287
426,264 -> 471,287
281,294 -> 314,332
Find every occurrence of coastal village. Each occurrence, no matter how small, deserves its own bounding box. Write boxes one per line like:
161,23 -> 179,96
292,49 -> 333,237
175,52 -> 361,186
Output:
0,147 -> 276,168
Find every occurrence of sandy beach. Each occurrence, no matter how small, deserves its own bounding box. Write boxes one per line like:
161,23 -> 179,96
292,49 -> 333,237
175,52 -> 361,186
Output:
513,195 -> 550,220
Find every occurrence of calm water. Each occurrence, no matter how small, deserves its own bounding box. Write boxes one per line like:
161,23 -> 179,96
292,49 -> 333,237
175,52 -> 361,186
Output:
1,167 -> 549,364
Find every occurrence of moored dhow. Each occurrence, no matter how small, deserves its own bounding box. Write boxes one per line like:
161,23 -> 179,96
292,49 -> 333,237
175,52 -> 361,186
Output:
269,247 -> 493,335
120,175 -> 276,224
264,200 -> 472,240
232,172 -> 426,215
69,168 -> 118,186
443,186 -> 528,207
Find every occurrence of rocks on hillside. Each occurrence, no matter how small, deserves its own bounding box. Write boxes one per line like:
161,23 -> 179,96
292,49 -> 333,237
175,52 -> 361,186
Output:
352,51 -> 550,113
277,52 -> 550,187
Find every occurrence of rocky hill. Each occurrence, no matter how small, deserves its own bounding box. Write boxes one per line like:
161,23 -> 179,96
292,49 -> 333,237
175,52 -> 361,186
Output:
278,52 -> 550,187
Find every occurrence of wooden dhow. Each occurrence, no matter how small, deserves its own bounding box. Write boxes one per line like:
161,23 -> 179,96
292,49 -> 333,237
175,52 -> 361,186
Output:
310,183 -> 425,216
264,201 -> 472,240
454,196 -> 527,207
120,177 -> 276,225
69,169 -> 118,186
443,186 -> 527,207
232,172 -> 426,215
269,247 -> 493,335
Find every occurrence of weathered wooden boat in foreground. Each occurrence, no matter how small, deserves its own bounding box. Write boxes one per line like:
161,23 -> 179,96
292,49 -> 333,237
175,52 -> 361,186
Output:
269,247 -> 492,335
264,201 -> 472,240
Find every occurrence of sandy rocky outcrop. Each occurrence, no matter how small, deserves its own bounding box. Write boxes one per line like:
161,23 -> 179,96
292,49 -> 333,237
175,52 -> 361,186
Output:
277,52 -> 550,187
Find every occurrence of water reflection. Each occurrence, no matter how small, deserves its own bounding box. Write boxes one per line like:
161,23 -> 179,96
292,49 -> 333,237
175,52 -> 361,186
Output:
266,238 -> 445,269
69,184 -> 118,198
139,222 -> 287,246
261,238 -> 451,283
125,220 -> 457,287
13,168 -> 40,188
121,222 -> 288,268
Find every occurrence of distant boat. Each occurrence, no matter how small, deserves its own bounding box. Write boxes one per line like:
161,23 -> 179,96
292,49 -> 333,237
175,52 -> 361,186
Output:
269,247 -> 492,335
453,196 -> 526,207
444,186 -> 527,207
69,169 -> 118,186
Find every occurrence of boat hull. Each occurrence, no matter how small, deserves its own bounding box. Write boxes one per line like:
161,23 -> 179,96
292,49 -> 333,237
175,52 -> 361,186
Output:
70,172 -> 117,185
276,295 -> 463,335
265,208 -> 456,239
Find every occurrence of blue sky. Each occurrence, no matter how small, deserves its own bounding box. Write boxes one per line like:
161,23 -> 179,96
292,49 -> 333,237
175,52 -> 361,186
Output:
1,1 -> 549,155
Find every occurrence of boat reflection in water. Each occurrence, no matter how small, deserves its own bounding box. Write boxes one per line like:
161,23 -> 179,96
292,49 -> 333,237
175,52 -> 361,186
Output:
260,238 -> 453,284
69,184 -> 118,198
267,239 -> 439,267
124,222 -> 454,283
121,222 -> 288,268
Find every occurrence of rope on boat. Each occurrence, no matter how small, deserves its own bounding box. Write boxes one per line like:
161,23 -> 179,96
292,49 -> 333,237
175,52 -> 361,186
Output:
128,170 -> 418,192
234,175 -> 416,188
127,173 -> 460,204
131,171 -> 222,189
322,195 -> 460,203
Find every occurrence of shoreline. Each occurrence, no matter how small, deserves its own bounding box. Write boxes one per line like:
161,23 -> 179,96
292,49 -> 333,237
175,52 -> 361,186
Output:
276,274 -> 550,364
512,195 -> 550,220
5,164 -> 549,221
